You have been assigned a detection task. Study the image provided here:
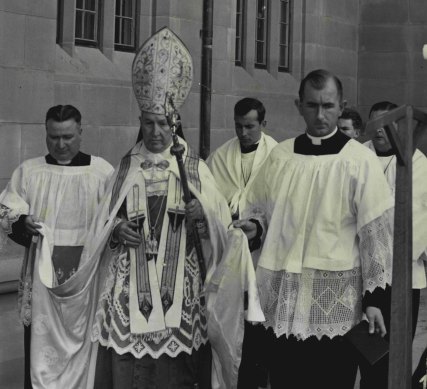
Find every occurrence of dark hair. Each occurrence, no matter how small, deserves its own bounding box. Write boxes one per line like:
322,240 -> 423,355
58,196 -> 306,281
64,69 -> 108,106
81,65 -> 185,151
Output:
339,108 -> 363,130
298,69 -> 343,102
368,101 -> 398,118
45,105 -> 82,124
234,97 -> 266,123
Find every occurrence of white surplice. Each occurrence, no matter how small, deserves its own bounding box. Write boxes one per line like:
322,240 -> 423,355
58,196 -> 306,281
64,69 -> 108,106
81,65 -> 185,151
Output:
365,140 -> 427,288
0,155 -> 113,389
207,132 -> 277,217
244,138 -> 395,340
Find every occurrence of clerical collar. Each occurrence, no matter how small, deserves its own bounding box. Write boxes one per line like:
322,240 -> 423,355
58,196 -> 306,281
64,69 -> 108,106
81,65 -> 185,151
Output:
294,128 -> 351,156
374,147 -> 395,157
240,142 -> 259,154
306,128 -> 338,145
45,151 -> 91,166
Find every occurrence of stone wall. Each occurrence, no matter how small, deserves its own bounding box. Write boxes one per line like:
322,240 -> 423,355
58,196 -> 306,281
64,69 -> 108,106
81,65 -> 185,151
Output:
358,0 -> 427,153
0,0 -> 362,192
304,0 -> 359,107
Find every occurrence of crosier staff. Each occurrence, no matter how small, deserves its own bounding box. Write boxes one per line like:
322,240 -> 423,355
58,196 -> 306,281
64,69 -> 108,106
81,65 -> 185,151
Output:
167,95 -> 207,283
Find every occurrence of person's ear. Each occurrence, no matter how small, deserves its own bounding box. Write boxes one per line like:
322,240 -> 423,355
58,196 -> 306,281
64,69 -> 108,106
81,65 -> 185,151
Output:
261,120 -> 267,128
339,100 -> 347,114
295,99 -> 303,115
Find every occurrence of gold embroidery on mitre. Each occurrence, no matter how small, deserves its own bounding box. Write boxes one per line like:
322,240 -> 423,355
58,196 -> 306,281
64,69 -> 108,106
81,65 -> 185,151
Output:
132,27 -> 193,115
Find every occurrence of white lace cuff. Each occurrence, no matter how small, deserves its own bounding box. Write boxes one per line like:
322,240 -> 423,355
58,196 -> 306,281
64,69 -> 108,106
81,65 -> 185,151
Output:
358,210 -> 393,293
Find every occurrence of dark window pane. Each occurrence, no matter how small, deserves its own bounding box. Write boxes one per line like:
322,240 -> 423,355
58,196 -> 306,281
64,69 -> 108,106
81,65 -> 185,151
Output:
285,2 -> 290,23
115,17 -> 121,43
279,45 -> 288,67
280,1 -> 287,18
257,20 -> 264,41
86,0 -> 96,11
76,0 -> 83,9
84,12 -> 95,40
235,37 -> 241,61
122,0 -> 133,17
280,23 -> 287,43
257,0 -> 265,17
75,10 -> 83,38
256,42 -> 264,63
122,19 -> 132,45
236,16 -> 241,36
116,0 -> 121,14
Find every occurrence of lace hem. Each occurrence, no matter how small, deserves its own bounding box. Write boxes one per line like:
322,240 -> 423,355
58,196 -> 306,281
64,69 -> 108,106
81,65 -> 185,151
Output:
92,324 -> 208,359
257,267 -> 364,340
92,245 -> 208,358
358,210 -> 393,292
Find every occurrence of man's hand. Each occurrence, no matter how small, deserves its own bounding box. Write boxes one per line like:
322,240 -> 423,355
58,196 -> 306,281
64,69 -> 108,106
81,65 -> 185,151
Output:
185,199 -> 204,223
24,215 -> 41,235
113,221 -> 142,248
232,219 -> 258,240
366,306 -> 387,337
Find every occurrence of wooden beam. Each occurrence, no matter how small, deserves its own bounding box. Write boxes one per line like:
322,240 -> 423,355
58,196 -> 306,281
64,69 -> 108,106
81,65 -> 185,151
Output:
365,105 -> 408,139
383,124 -> 406,166
412,108 -> 427,153
388,105 -> 414,389
412,107 -> 427,124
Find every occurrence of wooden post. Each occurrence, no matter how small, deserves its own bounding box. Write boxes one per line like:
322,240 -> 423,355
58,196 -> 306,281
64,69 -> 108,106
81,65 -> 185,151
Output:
387,106 -> 413,389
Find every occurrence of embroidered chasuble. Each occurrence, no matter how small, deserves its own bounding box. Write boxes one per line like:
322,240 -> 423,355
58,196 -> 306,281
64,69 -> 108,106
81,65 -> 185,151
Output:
365,140 -> 427,289
85,140 -> 232,361
207,133 -> 277,218
93,144 -> 209,357
243,130 -> 395,340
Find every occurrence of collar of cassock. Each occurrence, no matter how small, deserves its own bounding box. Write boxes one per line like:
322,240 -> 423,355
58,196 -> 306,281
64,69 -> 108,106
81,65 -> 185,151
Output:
294,127 -> 351,156
240,141 -> 260,154
374,147 -> 395,157
306,127 -> 338,145
45,151 -> 91,166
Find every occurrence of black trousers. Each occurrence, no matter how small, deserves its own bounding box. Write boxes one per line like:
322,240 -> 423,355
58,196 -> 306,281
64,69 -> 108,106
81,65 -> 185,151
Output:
237,321 -> 269,389
24,325 -> 33,389
413,346 -> 427,389
94,343 -> 212,389
359,288 -> 421,389
269,331 -> 358,389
